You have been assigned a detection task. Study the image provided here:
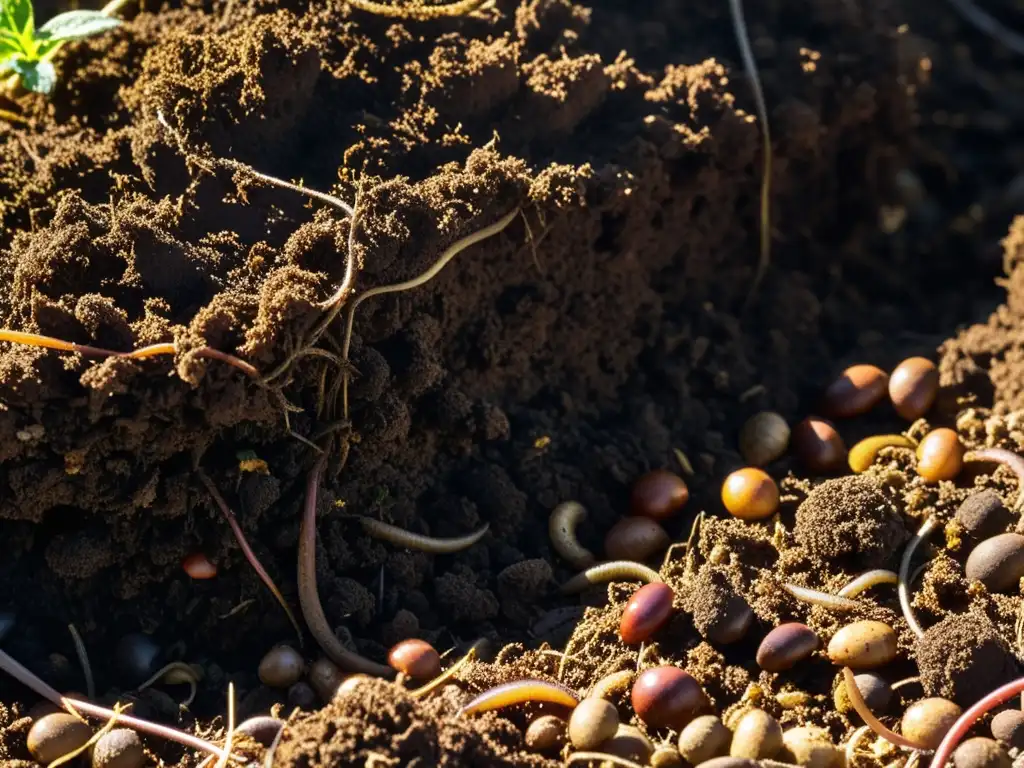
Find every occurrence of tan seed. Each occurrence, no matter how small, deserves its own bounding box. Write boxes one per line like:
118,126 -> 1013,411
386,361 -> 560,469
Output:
953,737 -> 1012,768
258,645 -> 306,688
781,726 -> 841,768
902,697 -> 963,750
730,709 -> 782,760
739,412 -> 790,467
600,724 -> 654,764
826,620 -> 897,669
651,746 -> 685,768
524,715 -> 566,753
965,533 -> 1024,592
568,697 -> 619,749
679,715 -> 732,765
27,713 -> 92,764
91,729 -> 144,768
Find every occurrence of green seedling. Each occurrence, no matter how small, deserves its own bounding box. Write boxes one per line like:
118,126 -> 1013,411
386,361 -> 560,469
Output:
1,0 -> 123,95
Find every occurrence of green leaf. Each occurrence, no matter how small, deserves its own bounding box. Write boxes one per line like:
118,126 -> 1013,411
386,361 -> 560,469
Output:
11,57 -> 55,94
37,10 -> 120,42
0,27 -> 23,54
1,0 -> 34,40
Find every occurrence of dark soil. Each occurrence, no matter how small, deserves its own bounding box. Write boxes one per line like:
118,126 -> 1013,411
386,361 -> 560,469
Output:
0,0 -> 1022,765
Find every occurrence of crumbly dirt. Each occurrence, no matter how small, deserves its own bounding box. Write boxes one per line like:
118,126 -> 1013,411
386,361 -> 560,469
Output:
0,0 -> 1023,765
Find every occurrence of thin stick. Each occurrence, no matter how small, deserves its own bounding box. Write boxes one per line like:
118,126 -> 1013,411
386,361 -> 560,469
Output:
214,683 -> 236,768
67,623 -> 95,700
341,207 -> 519,417
928,676 -> 1024,768
899,517 -> 937,639
728,0 -> 773,309
198,471 -> 304,645
943,0 -> 1024,56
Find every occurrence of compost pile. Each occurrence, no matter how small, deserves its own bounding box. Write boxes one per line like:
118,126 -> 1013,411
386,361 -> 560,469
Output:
1,0 -> 1023,765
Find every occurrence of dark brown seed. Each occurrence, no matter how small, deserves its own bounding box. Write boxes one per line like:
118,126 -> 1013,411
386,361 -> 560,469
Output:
729,709 -> 782,760
387,639 -> 442,680
957,491 -> 1012,541
236,716 -> 284,747
953,737 -> 1011,768
27,713 -> 92,764
91,729 -> 144,768
288,681 -> 318,710
965,533 -> 1024,592
821,364 -> 889,419
632,666 -> 707,730
604,517 -> 670,561
902,698 -> 962,750
739,412 -> 791,467
889,357 -> 939,420
791,417 -> 847,474
916,428 -> 964,483
991,710 -> 1024,749
833,671 -> 893,715
525,715 -> 567,753
678,715 -> 731,765
620,583 -> 675,644
258,645 -> 306,688
756,623 -> 820,672
308,657 -> 345,702
631,470 -> 690,520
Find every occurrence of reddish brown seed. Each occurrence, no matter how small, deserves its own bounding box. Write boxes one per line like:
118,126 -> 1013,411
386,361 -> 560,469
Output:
756,623 -> 820,672
889,357 -> 939,420
387,639 -> 441,680
620,583 -> 675,645
821,364 -> 889,419
631,666 -> 707,730
182,552 -> 216,579
605,517 -> 671,561
631,470 -> 690,520
916,428 -> 964,483
721,468 -> 780,521
791,417 -> 847,473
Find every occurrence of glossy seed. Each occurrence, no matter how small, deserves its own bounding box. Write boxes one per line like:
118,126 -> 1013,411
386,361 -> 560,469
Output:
632,666 -> 707,730
756,623 -> 820,672
600,724 -> 655,763
568,697 -> 620,749
525,715 -> 567,753
27,713 -> 92,764
236,716 -> 284,747
114,633 -> 162,686
848,434 -> 915,473
833,671 -> 893,715
953,737 -> 1011,768
604,516 -> 671,561
91,728 -> 144,768
991,709 -> 1024,749
721,468 -> 780,521
182,551 -> 217,579
957,491 -> 1012,541
631,470 -> 690,520
258,645 -> 306,688
730,709 -> 782,760
965,533 -> 1024,592
791,417 -> 847,474
308,657 -> 345,702
826,620 -> 897,669
388,639 -> 441,680
821,364 -> 889,419
620,583 -> 675,644
781,725 -> 841,768
739,412 -> 791,467
916,428 -> 964,482
889,357 -> 939,420
678,715 -> 732,765
902,697 -> 963,750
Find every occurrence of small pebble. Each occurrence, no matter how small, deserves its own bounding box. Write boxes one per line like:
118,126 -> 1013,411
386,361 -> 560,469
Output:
678,715 -> 732,765
632,666 -> 707,730
916,428 -> 964,483
651,745 -> 685,768
258,645 -> 306,688
721,468 -> 780,521
756,623 -> 820,672
182,552 -> 217,579
308,657 -> 345,701
604,517 -> 671,561
620,582 -> 675,644
833,671 -> 893,715
388,639 -> 441,680
288,681 -> 318,710
957,491 -> 1012,541
889,357 -> 939,420
826,620 -> 897,669
525,715 -> 566,753
821,364 -> 889,418
600,724 -> 654,763
568,697 -> 620,749
631,470 -> 690,520
953,737 -> 1011,768
115,633 -> 162,686
729,709 -> 782,760
781,725 -> 841,768
236,716 -> 284,747
738,412 -> 790,467
991,709 -> 1024,748
91,728 -> 144,768
902,697 -> 963,749
791,417 -> 847,473
965,533 -> 1024,592
27,713 -> 92,764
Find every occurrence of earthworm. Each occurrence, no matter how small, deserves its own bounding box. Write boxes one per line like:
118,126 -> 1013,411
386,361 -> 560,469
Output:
848,435 -> 915,473
965,448 -> 1024,510
588,669 -> 635,700
782,583 -> 862,612
357,516 -> 489,554
549,501 -> 596,568
298,456 -> 393,677
841,668 -> 926,751
458,678 -> 580,715
67,623 -> 95,700
559,561 -> 662,594
837,570 -> 899,598
899,516 -> 938,638
928,675 -> 1024,768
